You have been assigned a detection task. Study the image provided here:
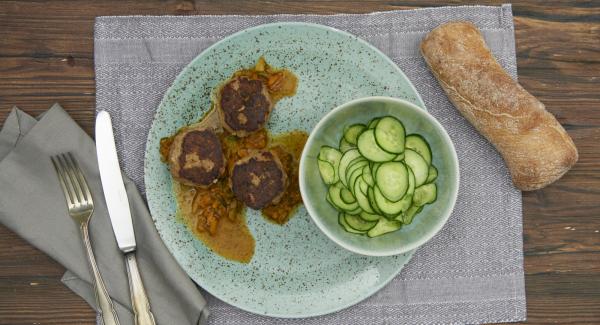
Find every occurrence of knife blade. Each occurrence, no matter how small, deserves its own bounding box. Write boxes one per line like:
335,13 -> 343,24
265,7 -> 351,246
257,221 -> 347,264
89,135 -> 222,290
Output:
95,110 -> 136,253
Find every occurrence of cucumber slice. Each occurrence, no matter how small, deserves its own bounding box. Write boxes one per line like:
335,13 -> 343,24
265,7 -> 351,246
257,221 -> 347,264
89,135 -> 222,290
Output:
371,162 -> 382,181
367,186 -> 383,215
360,211 -> 382,222
346,206 -> 363,215
413,183 -> 437,206
404,149 -> 429,187
367,218 -> 402,237
339,137 -> 355,152
355,176 -> 370,195
402,205 -> 423,224
340,187 -> 355,204
348,167 -> 365,194
374,116 -> 405,154
405,134 -> 432,165
354,178 -> 375,214
362,165 -> 375,187
319,146 -> 342,182
344,124 -> 367,145
375,162 -> 409,202
339,213 -> 365,234
338,149 -> 361,187
328,182 -> 359,211
345,159 -> 367,187
373,186 -> 410,216
426,165 -> 438,184
345,213 -> 377,231
317,160 -> 336,184
367,118 -> 380,129
357,129 -> 396,162
393,152 -> 405,161
319,146 -> 342,166
389,168 -> 416,218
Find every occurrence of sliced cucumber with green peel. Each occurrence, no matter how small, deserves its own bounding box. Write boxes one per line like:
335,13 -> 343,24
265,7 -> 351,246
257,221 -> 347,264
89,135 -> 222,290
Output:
367,118 -> 380,129
339,213 -> 365,234
393,152 -> 405,161
338,149 -> 361,187
328,182 -> 359,211
340,187 -> 355,204
373,185 -> 410,216
357,129 -> 396,162
343,124 -> 366,145
317,160 -> 336,184
405,134 -> 432,165
345,213 -> 377,231
360,211 -> 382,222
346,206 -> 363,216
375,162 -> 409,202
354,178 -> 375,214
367,218 -> 402,237
401,205 -> 423,224
348,168 -> 365,195
345,159 -> 367,187
319,116 -> 439,237
362,165 -> 375,187
404,149 -> 429,187
426,165 -> 438,184
413,183 -> 437,206
367,186 -> 383,215
374,116 -> 405,154
339,137 -> 354,152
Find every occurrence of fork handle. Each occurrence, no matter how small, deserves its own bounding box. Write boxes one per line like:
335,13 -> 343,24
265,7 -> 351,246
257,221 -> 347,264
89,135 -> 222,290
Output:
81,223 -> 121,325
125,252 -> 156,325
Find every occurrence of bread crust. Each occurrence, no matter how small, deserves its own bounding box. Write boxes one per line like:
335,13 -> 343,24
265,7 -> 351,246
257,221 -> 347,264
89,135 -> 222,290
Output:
420,21 -> 578,191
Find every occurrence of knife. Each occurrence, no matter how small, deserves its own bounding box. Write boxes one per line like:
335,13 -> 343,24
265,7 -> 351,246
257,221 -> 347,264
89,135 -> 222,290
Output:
96,111 -> 156,325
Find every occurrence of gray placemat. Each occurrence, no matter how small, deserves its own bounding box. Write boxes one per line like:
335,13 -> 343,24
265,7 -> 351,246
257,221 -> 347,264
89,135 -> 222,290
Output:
94,4 -> 526,324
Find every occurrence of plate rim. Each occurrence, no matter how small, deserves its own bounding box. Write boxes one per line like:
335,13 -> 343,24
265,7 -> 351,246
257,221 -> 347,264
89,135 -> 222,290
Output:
144,21 -> 423,318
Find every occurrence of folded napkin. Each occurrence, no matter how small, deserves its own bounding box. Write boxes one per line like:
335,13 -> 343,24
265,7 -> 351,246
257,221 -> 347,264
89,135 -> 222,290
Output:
0,104 -> 208,325
94,4 -> 526,325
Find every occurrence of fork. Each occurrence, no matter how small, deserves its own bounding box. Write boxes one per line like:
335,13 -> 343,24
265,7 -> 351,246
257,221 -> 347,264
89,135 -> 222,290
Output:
51,152 -> 120,325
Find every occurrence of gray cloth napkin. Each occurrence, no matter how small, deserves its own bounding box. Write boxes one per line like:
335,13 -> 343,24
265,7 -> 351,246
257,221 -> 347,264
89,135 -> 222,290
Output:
0,104 -> 209,325
94,4 -> 526,325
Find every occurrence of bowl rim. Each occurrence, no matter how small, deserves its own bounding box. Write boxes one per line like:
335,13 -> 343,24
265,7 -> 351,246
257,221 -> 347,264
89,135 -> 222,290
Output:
299,96 -> 460,256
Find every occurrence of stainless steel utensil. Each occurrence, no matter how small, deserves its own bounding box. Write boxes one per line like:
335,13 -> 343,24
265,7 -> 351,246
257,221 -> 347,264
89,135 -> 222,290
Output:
51,152 -> 120,325
96,111 -> 156,325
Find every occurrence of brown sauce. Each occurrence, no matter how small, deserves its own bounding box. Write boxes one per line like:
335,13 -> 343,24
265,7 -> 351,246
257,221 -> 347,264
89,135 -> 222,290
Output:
262,131 -> 308,224
159,58 -> 305,263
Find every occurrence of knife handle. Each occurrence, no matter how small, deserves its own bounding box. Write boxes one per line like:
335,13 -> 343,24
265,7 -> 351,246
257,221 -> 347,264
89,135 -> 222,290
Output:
125,252 -> 156,325
81,223 -> 121,325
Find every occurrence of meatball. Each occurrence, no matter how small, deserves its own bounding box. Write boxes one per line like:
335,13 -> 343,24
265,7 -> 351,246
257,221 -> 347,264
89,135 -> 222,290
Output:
218,76 -> 273,137
168,125 -> 225,187
230,150 -> 288,209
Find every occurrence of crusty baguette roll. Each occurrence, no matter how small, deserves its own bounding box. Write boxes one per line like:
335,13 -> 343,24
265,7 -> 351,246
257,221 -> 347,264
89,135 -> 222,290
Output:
420,21 -> 578,191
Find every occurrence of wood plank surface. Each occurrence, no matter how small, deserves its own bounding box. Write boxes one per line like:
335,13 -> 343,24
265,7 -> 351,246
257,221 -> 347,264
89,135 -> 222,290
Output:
1,1 -> 599,324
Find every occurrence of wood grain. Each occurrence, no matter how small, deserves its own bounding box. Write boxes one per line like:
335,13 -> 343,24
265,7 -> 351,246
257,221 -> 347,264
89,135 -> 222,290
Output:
1,1 -> 599,324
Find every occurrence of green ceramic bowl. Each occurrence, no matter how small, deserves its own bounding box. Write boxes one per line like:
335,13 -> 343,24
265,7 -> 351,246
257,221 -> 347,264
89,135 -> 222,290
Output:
299,96 -> 459,256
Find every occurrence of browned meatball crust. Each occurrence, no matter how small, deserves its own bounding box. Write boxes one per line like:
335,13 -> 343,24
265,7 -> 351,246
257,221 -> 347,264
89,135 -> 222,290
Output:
230,150 -> 288,209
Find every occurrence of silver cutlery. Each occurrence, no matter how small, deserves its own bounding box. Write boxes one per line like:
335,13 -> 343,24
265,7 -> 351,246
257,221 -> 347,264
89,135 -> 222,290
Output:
96,111 -> 156,325
51,152 -> 120,325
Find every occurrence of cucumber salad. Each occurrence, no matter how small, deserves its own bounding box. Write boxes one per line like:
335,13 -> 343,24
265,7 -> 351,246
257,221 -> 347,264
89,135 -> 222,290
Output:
318,116 -> 438,237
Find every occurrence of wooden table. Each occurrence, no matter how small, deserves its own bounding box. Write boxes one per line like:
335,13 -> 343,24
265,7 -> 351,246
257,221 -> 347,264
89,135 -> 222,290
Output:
1,1 -> 599,324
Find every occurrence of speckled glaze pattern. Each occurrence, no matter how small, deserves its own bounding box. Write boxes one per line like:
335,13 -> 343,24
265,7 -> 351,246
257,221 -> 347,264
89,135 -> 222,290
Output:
144,23 -> 425,318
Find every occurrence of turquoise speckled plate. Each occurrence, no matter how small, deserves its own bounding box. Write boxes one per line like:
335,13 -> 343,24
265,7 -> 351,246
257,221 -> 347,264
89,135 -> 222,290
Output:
144,22 -> 426,318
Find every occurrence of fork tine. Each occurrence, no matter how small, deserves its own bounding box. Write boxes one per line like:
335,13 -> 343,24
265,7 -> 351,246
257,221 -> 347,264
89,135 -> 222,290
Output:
67,152 -> 93,205
56,155 -> 79,205
51,156 -> 75,207
60,153 -> 84,205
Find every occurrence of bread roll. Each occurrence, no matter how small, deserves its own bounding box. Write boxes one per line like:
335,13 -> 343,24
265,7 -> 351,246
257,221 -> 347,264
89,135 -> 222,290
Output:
420,21 -> 578,191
